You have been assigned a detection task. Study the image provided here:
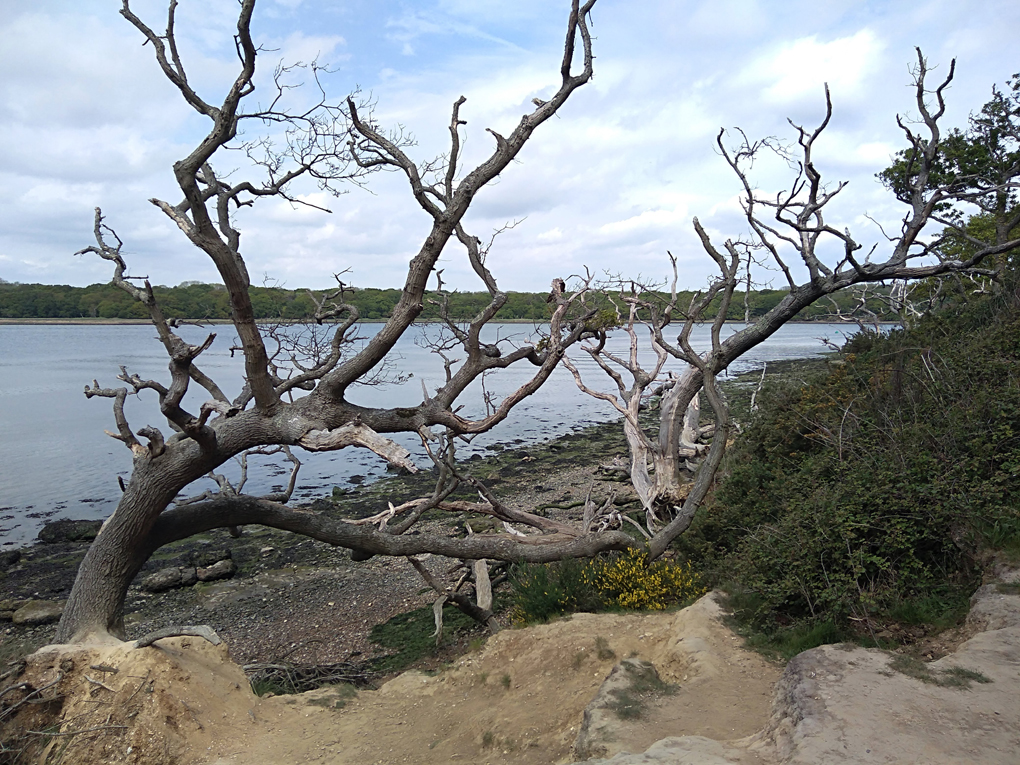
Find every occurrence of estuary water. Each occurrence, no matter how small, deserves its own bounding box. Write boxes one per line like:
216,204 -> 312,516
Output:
0,321 -> 856,547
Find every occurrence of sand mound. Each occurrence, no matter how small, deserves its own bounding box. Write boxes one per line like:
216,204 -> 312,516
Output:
1,636 -> 258,765
203,593 -> 779,764
12,577 -> 1016,765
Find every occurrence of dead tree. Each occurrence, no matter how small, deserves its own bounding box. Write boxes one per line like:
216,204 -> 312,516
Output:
566,50 -> 1020,555
56,0 -> 627,645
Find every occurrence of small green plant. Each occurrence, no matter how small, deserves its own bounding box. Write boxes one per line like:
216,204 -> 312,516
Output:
477,671 -> 489,685
500,673 -> 511,689
606,661 -> 677,720
251,678 -> 290,697
739,619 -> 850,661
368,603 -> 481,673
607,690 -> 644,719
572,651 -> 586,670
595,636 -> 616,661
941,666 -> 993,688
481,730 -> 495,749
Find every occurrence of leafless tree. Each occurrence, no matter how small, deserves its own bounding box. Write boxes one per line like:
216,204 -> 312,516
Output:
56,0 -> 629,645
564,50 -> 1020,555
56,11 -> 1020,648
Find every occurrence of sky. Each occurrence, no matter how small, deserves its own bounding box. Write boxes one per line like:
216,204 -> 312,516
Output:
1,0 -> 1017,293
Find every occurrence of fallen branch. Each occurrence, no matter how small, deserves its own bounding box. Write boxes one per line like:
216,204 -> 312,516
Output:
134,625 -> 222,649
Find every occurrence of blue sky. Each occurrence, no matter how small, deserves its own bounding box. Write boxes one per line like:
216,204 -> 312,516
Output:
1,0 -> 1017,292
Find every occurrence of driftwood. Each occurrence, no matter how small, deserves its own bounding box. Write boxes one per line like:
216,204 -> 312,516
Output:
134,625 -> 222,649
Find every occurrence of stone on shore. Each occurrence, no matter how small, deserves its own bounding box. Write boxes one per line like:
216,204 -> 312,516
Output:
142,567 -> 194,593
197,559 -> 236,582
0,598 -> 32,621
12,599 -> 64,625
37,519 -> 102,544
0,550 -> 22,570
142,558 -> 236,592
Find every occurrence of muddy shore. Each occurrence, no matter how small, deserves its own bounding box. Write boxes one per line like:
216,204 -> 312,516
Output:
0,358 -> 825,671
0,416 -> 639,669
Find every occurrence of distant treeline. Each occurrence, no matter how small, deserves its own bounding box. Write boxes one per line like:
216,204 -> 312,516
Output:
0,280 -> 898,322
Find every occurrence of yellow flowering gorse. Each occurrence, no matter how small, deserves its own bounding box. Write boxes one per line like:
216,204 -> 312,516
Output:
586,550 -> 707,611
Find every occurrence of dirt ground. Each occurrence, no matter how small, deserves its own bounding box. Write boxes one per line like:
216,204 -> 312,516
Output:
1,593 -> 780,765
8,576 -> 1019,765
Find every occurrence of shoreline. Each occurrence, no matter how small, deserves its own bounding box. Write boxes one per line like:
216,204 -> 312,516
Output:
0,317 -> 881,326
0,414 -> 637,667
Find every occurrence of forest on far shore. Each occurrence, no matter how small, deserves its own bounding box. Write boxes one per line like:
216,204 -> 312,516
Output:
0,279 -> 901,323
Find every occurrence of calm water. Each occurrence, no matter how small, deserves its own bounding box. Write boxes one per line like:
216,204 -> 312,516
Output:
0,322 -> 856,546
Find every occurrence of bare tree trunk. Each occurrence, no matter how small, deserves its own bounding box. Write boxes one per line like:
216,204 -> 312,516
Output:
57,470 -> 186,643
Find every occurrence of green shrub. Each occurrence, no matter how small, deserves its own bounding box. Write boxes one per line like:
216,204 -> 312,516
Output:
676,284 -> 1020,643
586,550 -> 707,611
510,553 -> 706,624
509,557 -> 602,624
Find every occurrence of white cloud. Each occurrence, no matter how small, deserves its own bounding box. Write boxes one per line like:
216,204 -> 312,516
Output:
742,30 -> 887,105
2,0 -> 1019,291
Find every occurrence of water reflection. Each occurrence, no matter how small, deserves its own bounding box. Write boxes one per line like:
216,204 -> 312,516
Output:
0,322 -> 858,546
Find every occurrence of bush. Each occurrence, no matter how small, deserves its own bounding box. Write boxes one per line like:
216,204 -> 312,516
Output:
586,550 -> 707,611
510,553 -> 706,624
676,284 -> 1020,640
510,557 -> 602,623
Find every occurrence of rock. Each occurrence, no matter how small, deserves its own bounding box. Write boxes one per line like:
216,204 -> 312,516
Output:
967,581 -> 1020,631
0,598 -> 32,621
12,599 -> 64,625
751,624 -> 1020,763
0,550 -> 22,569
197,559 -> 236,582
574,658 -> 675,761
194,548 -> 232,568
37,519 -> 103,544
584,736 -> 743,764
141,566 -> 198,593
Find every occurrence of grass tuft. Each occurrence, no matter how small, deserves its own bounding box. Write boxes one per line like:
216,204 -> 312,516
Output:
889,654 -> 993,689
595,636 -> 616,661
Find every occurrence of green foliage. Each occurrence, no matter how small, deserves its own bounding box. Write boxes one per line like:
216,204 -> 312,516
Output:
878,73 -> 1020,215
678,280 -> 1020,646
509,553 -> 707,625
509,557 -> 603,623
